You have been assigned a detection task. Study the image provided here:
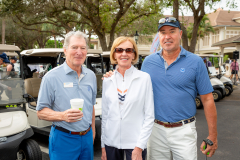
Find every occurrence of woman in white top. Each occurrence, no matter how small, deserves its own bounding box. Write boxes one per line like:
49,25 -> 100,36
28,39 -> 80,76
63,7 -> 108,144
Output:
101,37 -> 154,160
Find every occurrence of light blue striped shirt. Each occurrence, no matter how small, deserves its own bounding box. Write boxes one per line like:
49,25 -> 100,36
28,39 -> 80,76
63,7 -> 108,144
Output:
36,62 -> 97,132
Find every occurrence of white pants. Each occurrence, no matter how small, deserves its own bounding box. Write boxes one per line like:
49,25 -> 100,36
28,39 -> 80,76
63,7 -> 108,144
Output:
147,120 -> 197,160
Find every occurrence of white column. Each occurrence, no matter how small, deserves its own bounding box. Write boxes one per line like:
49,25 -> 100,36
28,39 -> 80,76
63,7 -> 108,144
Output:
219,27 -> 225,41
219,46 -> 224,65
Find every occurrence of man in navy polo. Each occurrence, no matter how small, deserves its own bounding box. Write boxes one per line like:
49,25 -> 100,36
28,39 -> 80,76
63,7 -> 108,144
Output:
141,17 -> 218,159
37,31 -> 97,160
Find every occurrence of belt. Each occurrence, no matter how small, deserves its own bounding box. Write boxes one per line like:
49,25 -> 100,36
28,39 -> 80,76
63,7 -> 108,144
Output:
154,117 -> 195,128
52,124 -> 91,136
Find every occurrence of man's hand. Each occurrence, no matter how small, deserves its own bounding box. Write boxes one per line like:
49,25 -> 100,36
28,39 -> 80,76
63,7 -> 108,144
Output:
132,147 -> 142,160
101,148 -> 107,160
200,136 -> 218,157
62,109 -> 83,122
102,70 -> 114,80
7,87 -> 12,91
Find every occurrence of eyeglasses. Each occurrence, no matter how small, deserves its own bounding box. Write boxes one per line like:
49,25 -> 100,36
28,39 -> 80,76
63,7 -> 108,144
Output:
159,17 -> 178,24
114,48 -> 135,54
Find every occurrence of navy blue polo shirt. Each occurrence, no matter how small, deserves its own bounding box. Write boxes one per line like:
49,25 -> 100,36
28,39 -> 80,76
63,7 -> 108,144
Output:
141,46 -> 213,122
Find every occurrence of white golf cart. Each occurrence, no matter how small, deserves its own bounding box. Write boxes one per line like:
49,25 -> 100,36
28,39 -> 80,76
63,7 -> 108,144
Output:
0,44 -> 42,160
196,54 -> 226,103
198,54 -> 233,96
21,48 -> 103,140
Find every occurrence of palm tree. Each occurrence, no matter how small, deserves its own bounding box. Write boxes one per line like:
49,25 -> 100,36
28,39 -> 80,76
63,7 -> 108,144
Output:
187,15 -> 215,54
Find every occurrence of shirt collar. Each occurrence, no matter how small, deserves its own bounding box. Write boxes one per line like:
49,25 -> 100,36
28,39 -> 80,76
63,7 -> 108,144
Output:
115,65 -> 134,76
157,46 -> 187,58
63,62 -> 87,75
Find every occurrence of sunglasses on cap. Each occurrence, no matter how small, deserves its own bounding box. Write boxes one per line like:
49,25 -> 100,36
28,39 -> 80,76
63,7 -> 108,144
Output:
157,17 -> 181,30
158,17 -> 178,24
114,48 -> 135,54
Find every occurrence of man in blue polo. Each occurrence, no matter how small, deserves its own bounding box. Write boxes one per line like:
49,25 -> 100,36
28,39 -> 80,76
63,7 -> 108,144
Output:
142,17 -> 218,159
36,31 -> 97,160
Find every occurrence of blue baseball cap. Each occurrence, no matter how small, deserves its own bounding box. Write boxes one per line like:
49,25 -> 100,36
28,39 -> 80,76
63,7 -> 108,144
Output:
0,53 -> 10,63
158,17 -> 181,31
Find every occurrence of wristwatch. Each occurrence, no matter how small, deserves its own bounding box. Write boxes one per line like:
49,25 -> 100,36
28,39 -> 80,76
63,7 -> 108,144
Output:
203,139 -> 213,146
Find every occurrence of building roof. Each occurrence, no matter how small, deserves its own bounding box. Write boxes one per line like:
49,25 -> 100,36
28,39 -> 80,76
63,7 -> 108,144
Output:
207,8 -> 240,26
232,13 -> 240,20
211,34 -> 240,47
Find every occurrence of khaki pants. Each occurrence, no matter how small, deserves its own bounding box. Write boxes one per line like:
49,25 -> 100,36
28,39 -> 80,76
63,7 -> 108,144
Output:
147,120 -> 197,160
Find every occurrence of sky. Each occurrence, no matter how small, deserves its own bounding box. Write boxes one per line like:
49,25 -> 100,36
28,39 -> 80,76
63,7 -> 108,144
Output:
163,0 -> 240,16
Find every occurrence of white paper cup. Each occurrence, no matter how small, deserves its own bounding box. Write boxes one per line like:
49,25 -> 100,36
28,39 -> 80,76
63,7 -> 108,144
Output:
70,99 -> 84,120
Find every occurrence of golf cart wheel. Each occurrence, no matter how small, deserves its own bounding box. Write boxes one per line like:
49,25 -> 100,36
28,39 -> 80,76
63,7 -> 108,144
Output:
212,90 -> 222,102
17,139 -> 42,160
195,97 -> 203,109
225,86 -> 232,96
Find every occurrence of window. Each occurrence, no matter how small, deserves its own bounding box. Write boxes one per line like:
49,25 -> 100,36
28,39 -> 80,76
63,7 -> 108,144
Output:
212,30 -> 219,44
226,30 -> 240,39
203,35 -> 210,46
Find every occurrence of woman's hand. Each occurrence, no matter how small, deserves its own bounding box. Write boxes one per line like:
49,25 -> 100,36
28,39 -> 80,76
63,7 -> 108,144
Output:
132,147 -> 142,160
101,148 -> 107,160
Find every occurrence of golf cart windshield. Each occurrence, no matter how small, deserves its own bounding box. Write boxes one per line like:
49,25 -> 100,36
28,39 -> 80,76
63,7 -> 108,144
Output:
0,45 -> 26,106
0,64 -> 25,106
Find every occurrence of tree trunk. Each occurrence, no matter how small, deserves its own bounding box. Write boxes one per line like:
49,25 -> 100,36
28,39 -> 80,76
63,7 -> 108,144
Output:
172,0 -> 189,51
108,30 -> 115,51
173,0 -> 179,18
2,19 -> 5,44
88,30 -> 92,49
181,25 -> 189,51
54,36 -> 57,48
98,33 -> 108,51
189,16 -> 203,53
198,37 -> 200,54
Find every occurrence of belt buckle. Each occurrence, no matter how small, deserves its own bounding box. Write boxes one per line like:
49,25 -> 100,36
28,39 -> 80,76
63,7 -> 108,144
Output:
164,122 -> 171,128
79,131 -> 85,135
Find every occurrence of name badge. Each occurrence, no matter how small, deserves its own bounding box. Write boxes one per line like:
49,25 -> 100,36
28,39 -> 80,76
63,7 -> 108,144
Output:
64,82 -> 73,88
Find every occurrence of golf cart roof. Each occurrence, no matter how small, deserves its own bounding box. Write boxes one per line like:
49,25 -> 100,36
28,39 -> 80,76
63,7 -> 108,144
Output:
21,48 -> 103,57
0,44 -> 21,52
20,48 -> 64,57
102,52 -> 110,57
196,54 -> 223,58
139,50 -> 153,57
87,49 -> 102,54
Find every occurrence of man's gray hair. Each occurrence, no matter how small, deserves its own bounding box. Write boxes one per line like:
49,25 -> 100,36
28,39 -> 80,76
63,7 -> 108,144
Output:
63,31 -> 88,49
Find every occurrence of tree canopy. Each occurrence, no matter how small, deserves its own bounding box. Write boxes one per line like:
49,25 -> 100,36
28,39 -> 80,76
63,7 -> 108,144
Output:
1,0 -> 162,51
0,18 -> 52,50
164,0 -> 238,53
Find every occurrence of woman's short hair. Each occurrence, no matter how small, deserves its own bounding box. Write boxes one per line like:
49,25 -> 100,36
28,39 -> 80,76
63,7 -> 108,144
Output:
63,31 -> 88,49
110,37 -> 139,65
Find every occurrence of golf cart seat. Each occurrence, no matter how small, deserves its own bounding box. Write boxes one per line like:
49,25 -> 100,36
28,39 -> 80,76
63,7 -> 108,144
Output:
33,72 -> 39,78
24,78 -> 42,107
